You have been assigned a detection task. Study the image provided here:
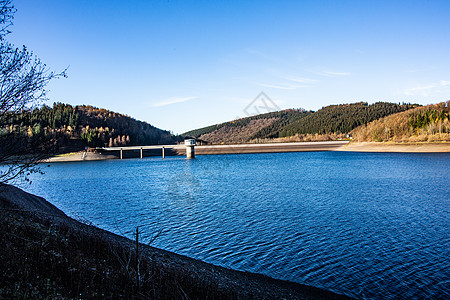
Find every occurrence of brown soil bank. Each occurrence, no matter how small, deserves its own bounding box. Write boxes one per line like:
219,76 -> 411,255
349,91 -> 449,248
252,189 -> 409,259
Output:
0,184 -> 351,299
339,142 -> 450,153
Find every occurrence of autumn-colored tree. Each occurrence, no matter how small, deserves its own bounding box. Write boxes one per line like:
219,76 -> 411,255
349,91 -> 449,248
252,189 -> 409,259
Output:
350,101 -> 450,142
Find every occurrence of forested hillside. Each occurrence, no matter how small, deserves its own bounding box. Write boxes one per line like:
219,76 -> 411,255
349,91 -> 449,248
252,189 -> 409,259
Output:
278,102 -> 417,136
351,101 -> 450,142
184,102 -> 417,144
184,109 -> 312,144
2,103 -> 178,152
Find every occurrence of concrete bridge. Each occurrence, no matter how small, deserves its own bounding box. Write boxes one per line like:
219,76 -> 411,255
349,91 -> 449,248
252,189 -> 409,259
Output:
101,139 -> 196,159
100,140 -> 349,159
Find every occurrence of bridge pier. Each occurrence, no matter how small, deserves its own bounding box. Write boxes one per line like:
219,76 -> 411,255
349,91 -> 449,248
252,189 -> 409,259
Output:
185,139 -> 196,159
186,146 -> 195,159
102,142 -> 194,159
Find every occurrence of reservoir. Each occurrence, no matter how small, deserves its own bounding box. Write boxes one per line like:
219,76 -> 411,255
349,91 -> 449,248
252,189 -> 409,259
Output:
23,151 -> 450,299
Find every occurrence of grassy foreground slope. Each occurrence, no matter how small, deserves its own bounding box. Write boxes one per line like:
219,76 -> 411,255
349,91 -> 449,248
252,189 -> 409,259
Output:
0,185 -> 351,299
350,101 -> 450,143
183,102 -> 416,144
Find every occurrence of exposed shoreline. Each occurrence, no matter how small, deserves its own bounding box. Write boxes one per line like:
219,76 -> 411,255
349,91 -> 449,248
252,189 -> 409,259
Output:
338,141 -> 450,153
195,141 -> 349,155
0,184 -> 351,298
45,151 -> 119,162
46,141 -> 450,163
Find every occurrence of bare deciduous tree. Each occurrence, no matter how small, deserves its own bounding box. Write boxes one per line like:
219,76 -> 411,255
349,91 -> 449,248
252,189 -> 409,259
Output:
0,0 -> 66,185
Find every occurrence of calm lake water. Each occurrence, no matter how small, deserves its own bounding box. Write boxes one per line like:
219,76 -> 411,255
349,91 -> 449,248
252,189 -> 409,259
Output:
23,151 -> 449,299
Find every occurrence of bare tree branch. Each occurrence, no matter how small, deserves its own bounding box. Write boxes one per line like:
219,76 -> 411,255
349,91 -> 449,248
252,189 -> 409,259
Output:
0,0 -> 66,186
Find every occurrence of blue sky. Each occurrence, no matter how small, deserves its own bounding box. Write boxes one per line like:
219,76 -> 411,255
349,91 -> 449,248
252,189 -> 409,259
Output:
9,0 -> 450,133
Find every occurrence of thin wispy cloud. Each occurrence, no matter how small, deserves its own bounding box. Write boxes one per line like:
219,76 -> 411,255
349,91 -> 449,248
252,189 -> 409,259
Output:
401,80 -> 450,96
403,66 -> 438,73
404,85 -> 436,96
316,71 -> 351,77
440,80 -> 450,86
253,75 -> 316,90
283,76 -> 318,84
244,48 -> 282,63
153,96 -> 197,107
255,82 -> 305,90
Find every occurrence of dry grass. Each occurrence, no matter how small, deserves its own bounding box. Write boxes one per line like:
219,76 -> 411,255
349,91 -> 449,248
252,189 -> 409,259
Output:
350,101 -> 450,143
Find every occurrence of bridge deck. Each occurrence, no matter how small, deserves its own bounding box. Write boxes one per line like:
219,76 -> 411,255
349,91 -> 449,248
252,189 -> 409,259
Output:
101,145 -> 186,151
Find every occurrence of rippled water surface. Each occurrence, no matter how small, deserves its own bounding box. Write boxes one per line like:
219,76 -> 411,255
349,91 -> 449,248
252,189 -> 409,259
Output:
23,152 -> 450,299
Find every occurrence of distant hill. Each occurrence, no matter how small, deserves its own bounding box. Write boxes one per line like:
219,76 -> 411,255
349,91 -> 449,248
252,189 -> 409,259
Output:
183,102 -> 417,144
350,101 -> 450,142
3,103 -> 179,152
183,109 -> 312,144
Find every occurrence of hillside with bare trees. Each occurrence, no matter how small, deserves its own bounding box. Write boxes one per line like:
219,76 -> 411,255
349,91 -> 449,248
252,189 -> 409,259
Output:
184,102 -> 417,144
2,103 -> 179,153
350,101 -> 450,143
